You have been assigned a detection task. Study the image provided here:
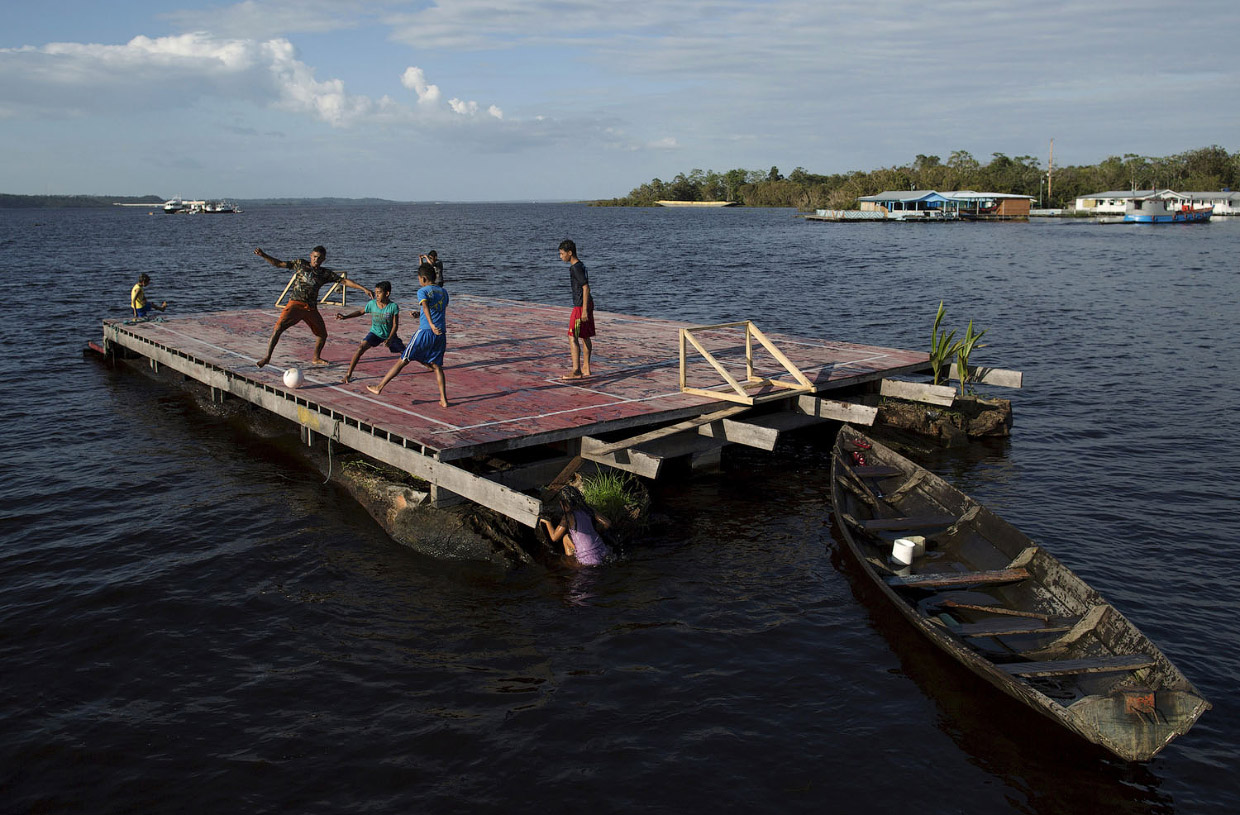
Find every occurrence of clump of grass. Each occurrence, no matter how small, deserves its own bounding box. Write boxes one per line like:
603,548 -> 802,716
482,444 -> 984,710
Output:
579,469 -> 637,522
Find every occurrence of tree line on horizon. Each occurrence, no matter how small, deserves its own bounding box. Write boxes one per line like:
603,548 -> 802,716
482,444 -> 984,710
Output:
591,145 -> 1239,210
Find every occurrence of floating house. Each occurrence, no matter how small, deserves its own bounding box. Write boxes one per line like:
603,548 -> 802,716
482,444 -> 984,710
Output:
1073,189 -> 1240,216
809,190 -> 1033,222
942,191 -> 1034,219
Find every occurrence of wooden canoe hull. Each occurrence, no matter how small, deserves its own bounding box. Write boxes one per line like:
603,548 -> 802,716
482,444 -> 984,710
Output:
829,425 -> 1209,761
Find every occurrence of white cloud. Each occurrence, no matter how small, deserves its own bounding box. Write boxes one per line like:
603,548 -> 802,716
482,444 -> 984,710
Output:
0,31 -> 510,131
400,66 -> 441,104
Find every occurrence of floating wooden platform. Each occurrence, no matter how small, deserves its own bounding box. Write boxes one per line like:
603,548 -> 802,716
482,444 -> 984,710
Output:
101,296 -> 929,526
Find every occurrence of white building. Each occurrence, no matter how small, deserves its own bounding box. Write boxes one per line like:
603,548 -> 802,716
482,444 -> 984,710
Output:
1074,189 -> 1240,215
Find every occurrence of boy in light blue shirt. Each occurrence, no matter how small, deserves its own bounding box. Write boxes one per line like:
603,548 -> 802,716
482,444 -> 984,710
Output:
335,280 -> 403,383
366,264 -> 449,407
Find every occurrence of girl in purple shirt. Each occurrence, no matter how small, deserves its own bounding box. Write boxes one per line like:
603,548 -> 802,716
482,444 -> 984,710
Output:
540,486 -> 611,566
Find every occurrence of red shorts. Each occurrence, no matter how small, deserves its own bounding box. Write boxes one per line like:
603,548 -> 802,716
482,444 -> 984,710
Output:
276,301 -> 327,339
568,300 -> 595,339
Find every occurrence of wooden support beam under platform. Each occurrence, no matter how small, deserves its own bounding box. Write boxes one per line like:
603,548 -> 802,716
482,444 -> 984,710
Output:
880,378 -> 956,406
100,298 -> 930,526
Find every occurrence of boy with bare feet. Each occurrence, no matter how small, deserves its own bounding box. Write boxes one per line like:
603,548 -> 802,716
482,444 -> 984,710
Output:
130,274 -> 167,319
335,280 -> 403,383
366,263 -> 449,407
253,245 -> 371,368
558,239 -> 594,379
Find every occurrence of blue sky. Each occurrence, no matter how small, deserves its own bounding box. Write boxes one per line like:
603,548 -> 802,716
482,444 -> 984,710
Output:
2,0 -> 1236,201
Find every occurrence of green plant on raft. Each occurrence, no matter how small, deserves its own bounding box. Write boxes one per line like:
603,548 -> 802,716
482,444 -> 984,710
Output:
955,318 -> 988,395
929,301 -> 960,386
579,469 -> 638,523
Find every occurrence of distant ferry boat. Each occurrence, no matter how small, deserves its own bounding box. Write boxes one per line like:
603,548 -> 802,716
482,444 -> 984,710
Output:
1123,196 -> 1212,223
162,198 -> 240,214
654,200 -> 738,208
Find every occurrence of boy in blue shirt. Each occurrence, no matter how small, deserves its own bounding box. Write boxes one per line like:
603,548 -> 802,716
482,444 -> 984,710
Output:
366,264 -> 449,407
335,280 -> 404,384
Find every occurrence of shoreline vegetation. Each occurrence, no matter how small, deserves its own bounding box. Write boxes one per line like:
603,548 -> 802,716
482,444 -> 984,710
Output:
589,145 -> 1238,210
3,145 -> 1234,212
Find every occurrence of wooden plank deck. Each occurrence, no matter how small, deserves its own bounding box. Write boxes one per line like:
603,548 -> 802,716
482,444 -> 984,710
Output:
103,295 -> 929,463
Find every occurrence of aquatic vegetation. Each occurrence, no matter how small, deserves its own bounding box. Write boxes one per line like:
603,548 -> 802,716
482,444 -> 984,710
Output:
929,301 -> 960,386
955,318 -> 988,395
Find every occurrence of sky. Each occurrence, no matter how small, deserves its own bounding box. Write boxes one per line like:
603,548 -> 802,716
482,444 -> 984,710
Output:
1,0 -> 1237,201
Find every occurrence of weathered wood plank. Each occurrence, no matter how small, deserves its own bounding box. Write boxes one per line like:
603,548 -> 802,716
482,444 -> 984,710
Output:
937,600 -> 1052,621
860,514 -> 957,531
546,456 -> 584,492
954,618 -> 1075,638
580,437 -> 663,479
793,394 -> 877,425
694,416 -> 781,450
999,654 -> 1155,677
851,465 -> 902,478
880,379 -> 956,406
586,406 -> 750,456
950,363 -> 1024,389
886,567 -> 1029,589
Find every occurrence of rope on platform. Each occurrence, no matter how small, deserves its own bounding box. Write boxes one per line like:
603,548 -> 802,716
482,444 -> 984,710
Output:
323,419 -> 342,484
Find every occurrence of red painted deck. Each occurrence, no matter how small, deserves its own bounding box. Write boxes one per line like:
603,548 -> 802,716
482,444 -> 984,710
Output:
106,296 -> 928,459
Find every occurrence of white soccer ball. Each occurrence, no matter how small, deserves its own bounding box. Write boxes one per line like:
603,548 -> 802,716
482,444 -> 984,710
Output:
283,367 -> 305,389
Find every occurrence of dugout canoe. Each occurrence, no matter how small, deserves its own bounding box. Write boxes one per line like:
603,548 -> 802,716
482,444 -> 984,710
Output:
829,425 -> 1209,761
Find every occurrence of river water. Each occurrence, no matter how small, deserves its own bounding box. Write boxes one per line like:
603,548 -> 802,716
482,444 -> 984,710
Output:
1,204 -> 1237,813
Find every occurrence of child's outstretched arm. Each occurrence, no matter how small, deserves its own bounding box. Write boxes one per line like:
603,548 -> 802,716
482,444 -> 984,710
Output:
340,277 -> 372,298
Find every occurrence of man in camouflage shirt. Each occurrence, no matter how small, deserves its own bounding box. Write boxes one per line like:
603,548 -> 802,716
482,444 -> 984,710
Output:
254,245 -> 371,368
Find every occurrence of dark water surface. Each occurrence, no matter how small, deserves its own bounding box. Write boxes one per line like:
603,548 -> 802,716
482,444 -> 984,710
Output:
1,205 -> 1237,813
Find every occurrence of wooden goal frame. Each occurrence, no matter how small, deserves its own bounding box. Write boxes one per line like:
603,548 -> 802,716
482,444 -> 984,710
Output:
274,273 -> 352,308
679,321 -> 814,405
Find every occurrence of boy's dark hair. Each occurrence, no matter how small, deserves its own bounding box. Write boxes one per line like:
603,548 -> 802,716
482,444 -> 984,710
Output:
312,245 -> 327,258
138,274 -> 151,284
375,280 -> 391,294
426,250 -> 437,260
417,262 -> 436,281
558,239 -> 576,256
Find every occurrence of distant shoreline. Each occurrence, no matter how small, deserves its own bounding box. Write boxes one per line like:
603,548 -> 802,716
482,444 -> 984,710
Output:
0,194 -> 583,209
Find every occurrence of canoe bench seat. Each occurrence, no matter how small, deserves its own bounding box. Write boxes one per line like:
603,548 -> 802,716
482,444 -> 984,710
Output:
886,568 -> 1029,589
999,654 -> 1156,677
851,465 -> 903,478
860,514 -> 957,532
954,618 -> 1076,638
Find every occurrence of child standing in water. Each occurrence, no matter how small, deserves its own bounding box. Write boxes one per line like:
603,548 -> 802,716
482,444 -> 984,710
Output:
540,485 -> 611,566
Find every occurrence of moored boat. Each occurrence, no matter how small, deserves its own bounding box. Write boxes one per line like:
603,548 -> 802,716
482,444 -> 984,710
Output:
829,425 -> 1208,761
1122,196 -> 1213,223
161,198 -> 240,214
